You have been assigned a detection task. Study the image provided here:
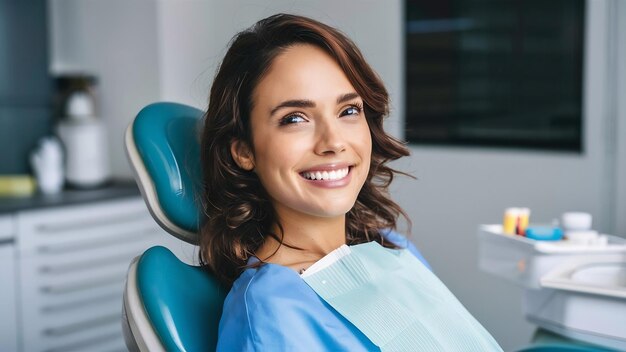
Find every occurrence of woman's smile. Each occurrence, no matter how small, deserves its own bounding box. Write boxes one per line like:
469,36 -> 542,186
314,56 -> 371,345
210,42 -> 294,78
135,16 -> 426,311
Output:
299,164 -> 353,188
301,168 -> 348,181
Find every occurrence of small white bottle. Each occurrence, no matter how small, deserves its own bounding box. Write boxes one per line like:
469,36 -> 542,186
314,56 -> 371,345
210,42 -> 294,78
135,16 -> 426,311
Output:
30,137 -> 64,194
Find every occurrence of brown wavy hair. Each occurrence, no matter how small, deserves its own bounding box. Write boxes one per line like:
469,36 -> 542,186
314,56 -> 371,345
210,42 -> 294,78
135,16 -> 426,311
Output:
200,13 -> 411,286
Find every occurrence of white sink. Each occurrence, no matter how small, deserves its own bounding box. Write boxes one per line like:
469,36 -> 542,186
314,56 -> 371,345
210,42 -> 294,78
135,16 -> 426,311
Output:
571,262 -> 626,288
526,254 -> 626,351
541,254 -> 626,298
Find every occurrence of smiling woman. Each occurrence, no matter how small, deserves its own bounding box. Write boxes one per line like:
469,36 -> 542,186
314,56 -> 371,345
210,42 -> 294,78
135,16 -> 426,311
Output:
199,13 -> 502,352
200,14 -> 409,285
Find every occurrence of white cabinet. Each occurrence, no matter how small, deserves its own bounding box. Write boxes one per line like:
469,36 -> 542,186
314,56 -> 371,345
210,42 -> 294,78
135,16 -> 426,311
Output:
0,215 -> 18,352
2,196 -> 194,352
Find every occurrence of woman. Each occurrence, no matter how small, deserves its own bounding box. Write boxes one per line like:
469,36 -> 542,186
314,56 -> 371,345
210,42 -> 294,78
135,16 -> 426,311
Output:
200,13 -> 502,351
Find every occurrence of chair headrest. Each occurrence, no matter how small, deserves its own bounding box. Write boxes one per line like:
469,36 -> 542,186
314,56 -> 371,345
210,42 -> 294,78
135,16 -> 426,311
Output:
125,102 -> 204,244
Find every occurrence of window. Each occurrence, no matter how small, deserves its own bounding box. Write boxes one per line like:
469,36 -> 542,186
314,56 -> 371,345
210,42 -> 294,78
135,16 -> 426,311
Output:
405,0 -> 585,151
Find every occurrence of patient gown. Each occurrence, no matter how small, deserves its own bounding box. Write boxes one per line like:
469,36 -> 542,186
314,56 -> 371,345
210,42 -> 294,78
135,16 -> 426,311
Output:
216,231 -> 501,351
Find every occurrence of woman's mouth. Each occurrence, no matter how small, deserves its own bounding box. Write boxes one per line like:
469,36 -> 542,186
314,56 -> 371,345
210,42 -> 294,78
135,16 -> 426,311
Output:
300,167 -> 350,181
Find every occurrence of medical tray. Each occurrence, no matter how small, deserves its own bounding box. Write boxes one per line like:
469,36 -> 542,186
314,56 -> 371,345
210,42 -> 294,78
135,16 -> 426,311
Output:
478,224 -> 626,289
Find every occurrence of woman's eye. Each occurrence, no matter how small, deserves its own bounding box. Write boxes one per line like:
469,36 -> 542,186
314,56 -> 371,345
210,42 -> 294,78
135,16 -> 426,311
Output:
279,114 -> 306,126
341,105 -> 362,117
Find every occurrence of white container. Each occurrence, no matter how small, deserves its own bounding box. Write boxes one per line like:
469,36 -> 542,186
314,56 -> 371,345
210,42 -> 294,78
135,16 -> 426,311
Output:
478,224 -> 626,289
30,137 -> 64,194
561,212 -> 593,231
56,91 -> 110,188
57,120 -> 110,187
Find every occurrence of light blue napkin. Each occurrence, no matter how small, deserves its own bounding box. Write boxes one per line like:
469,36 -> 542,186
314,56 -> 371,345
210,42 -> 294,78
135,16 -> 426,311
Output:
302,242 -> 502,351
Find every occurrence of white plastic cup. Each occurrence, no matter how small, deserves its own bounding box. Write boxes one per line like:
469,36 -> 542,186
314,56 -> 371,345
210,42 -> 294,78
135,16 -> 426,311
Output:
561,212 -> 592,231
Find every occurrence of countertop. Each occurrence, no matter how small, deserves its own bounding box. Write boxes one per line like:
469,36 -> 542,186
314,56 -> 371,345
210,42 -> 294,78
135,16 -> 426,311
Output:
0,179 -> 141,215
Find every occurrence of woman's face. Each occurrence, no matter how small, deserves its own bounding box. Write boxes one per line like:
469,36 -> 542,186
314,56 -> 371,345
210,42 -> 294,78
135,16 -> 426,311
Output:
233,44 -> 372,222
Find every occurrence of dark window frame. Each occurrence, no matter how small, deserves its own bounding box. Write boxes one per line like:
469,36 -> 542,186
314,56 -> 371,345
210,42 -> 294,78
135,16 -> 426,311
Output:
404,0 -> 585,152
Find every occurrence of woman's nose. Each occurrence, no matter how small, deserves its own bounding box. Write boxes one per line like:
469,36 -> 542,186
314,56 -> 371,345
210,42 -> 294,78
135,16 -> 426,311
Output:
314,120 -> 346,155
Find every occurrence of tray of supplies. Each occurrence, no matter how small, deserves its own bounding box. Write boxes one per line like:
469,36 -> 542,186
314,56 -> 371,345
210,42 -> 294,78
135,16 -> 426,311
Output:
478,224 -> 626,289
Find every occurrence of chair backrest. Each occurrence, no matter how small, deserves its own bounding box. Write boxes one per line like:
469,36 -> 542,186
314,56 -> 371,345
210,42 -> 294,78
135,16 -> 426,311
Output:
137,246 -> 225,351
124,102 -> 226,351
125,102 -> 204,244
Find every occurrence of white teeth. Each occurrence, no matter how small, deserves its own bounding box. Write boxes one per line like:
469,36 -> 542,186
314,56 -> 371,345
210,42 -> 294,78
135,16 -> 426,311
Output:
302,167 -> 350,181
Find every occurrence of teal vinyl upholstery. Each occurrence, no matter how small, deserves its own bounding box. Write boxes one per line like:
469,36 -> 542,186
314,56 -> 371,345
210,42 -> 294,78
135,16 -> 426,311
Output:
125,102 -> 228,351
137,246 -> 226,351
132,102 -> 203,235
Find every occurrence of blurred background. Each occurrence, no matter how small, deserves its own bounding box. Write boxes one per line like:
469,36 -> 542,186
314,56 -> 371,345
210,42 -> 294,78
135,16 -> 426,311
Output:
1,0 -> 625,351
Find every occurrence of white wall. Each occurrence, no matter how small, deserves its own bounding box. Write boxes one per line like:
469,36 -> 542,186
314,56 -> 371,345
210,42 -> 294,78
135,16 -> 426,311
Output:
48,0 -> 161,178
47,1 -> 624,350
614,0 -> 626,236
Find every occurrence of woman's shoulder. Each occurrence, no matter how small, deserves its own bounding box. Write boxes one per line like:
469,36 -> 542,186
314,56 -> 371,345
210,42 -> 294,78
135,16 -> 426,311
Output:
228,262 -> 304,303
217,265 -> 305,350
218,263 -> 376,351
380,228 -> 410,246
380,229 -> 432,271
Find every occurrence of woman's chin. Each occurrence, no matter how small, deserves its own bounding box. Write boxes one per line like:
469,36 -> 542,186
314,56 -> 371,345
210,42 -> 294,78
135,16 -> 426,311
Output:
300,202 -> 356,219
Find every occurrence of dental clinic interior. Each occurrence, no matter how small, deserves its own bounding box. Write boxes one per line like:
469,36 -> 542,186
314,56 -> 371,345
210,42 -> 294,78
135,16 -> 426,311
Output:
1,1 -> 626,351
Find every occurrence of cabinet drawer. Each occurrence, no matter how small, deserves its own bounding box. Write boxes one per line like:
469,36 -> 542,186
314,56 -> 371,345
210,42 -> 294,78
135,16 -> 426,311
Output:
17,196 -> 168,352
0,245 -> 18,352
17,198 -> 154,251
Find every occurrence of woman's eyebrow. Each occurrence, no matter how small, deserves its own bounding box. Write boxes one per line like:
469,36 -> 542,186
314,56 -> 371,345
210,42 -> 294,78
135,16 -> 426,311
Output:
336,92 -> 360,105
270,99 -> 315,116
269,92 -> 361,116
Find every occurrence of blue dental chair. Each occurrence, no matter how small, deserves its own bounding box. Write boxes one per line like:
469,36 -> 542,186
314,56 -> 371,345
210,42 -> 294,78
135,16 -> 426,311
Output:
122,102 -> 226,352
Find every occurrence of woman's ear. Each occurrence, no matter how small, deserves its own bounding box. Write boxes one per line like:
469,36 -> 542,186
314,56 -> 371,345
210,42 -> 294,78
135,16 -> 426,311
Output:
230,139 -> 255,171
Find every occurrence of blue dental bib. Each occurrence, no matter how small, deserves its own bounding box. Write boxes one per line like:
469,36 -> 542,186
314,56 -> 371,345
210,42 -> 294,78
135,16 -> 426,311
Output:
302,242 -> 502,351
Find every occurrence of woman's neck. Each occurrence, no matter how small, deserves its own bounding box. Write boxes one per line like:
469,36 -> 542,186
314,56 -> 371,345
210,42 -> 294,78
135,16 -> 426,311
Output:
255,210 -> 347,270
